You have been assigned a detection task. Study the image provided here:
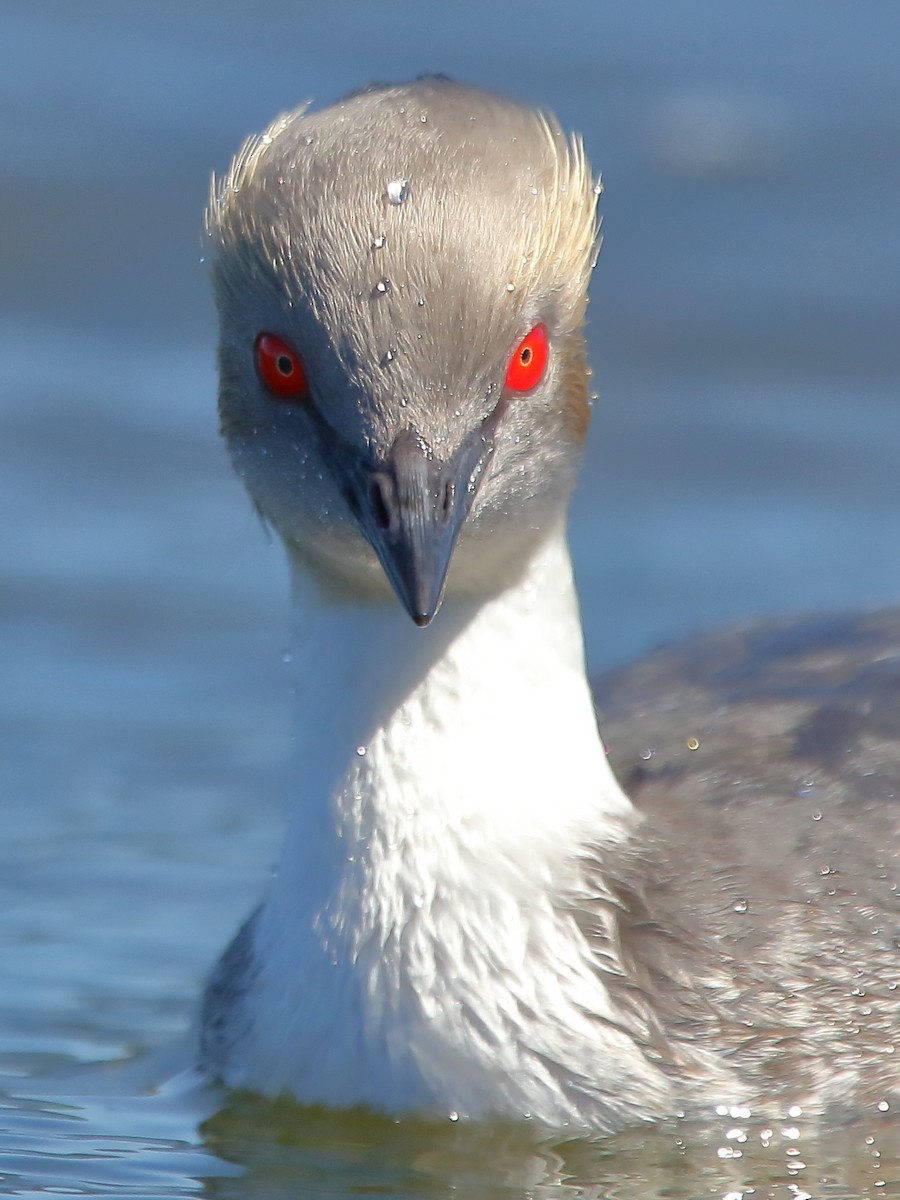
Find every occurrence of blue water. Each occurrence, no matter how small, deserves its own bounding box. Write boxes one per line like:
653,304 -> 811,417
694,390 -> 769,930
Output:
2,1 -> 898,1194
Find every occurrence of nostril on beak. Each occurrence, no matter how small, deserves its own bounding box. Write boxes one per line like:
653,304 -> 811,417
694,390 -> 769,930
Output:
370,476 -> 394,532
440,479 -> 455,521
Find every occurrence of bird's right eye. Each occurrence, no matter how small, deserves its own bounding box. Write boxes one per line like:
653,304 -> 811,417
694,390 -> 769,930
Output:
255,334 -> 309,402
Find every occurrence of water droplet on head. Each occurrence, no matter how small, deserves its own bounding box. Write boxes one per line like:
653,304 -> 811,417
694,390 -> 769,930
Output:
639,748 -> 655,761
732,898 -> 749,913
505,282 -> 515,293
372,233 -> 386,250
386,178 -> 410,205
380,346 -> 397,366
355,746 -> 366,757
374,277 -> 391,295
687,736 -> 700,751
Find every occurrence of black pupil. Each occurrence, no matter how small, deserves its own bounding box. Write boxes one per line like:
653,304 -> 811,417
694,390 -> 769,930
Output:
521,347 -> 532,365
277,354 -> 293,376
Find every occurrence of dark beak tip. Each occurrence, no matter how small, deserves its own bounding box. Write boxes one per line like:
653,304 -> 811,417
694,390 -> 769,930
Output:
409,593 -> 441,627
401,573 -> 445,628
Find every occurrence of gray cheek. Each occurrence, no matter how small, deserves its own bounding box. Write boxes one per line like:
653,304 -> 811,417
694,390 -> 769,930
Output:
479,419 -> 577,521
229,436 -> 386,597
229,436 -> 330,531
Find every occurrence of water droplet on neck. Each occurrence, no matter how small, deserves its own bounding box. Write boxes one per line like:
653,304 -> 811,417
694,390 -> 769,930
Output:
374,278 -> 391,295
732,898 -> 749,914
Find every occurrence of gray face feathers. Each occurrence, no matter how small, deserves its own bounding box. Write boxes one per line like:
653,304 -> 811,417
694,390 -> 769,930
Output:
207,78 -> 600,621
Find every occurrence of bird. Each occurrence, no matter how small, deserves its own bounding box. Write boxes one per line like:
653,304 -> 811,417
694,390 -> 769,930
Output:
198,76 -> 898,1131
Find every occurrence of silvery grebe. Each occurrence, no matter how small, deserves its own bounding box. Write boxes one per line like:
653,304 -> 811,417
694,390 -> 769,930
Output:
198,78 -> 898,1130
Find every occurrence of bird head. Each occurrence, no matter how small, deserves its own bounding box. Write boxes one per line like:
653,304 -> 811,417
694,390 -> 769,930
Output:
207,78 -> 599,625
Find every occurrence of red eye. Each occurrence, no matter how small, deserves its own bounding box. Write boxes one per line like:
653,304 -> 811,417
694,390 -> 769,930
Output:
505,324 -> 549,393
255,333 -> 309,401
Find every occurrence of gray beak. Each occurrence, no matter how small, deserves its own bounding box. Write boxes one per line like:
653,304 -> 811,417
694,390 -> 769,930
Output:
343,425 -> 496,626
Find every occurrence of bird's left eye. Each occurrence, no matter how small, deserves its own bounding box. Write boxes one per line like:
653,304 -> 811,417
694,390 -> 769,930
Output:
255,333 -> 309,401
505,324 -> 549,393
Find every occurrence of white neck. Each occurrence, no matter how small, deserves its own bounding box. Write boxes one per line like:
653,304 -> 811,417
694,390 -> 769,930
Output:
285,523 -> 632,886
229,524 -> 665,1125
